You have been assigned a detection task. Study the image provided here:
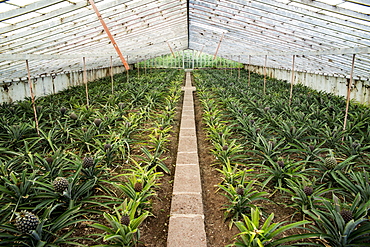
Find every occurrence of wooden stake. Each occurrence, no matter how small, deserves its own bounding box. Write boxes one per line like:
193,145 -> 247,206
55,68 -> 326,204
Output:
289,55 -> 296,105
110,56 -> 114,94
88,0 -> 129,70
83,57 -> 89,106
248,55 -> 251,87
343,54 -> 356,132
25,60 -> 40,136
263,55 -> 267,95
137,56 -> 140,78
144,55 -> 147,75
238,55 -> 241,80
214,33 -> 225,60
126,55 -> 129,82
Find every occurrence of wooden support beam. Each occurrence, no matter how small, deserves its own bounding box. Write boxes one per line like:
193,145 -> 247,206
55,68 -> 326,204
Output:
83,57 -> 89,106
248,55 -> 251,87
167,41 -> 176,58
214,33 -> 225,60
289,55 -> 296,105
263,55 -> 267,95
25,60 -> 40,136
88,0 -> 129,70
110,56 -> 114,94
343,54 -> 356,132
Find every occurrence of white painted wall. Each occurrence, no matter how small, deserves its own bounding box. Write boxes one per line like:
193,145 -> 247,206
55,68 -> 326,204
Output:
246,65 -> 370,105
0,66 -> 128,103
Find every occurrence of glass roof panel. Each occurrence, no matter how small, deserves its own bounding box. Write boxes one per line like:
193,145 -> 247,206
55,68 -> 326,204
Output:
37,1 -> 74,14
316,0 -> 344,5
339,2 -> 370,14
4,11 -> 41,24
7,0 -> 39,6
0,3 -> 18,13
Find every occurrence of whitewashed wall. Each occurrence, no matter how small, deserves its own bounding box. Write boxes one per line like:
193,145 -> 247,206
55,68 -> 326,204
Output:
0,66 -> 128,103
246,65 -> 370,105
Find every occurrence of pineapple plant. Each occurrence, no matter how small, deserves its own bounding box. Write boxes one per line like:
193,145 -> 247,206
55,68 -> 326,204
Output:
15,211 -> 39,234
53,177 -> 69,193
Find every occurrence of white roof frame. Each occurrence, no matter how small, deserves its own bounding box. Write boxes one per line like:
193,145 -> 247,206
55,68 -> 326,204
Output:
0,0 -> 369,82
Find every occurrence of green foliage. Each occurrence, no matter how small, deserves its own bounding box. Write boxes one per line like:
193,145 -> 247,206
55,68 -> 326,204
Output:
0,69 -> 182,245
229,207 -> 317,247
91,199 -> 149,247
218,180 -> 269,228
304,194 -> 370,246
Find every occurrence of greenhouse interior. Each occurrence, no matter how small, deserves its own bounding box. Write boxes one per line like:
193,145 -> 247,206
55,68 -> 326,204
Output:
1,0 -> 370,246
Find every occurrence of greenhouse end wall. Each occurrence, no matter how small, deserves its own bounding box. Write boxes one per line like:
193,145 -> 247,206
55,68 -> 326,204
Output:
0,66 -> 128,103
246,65 -> 370,105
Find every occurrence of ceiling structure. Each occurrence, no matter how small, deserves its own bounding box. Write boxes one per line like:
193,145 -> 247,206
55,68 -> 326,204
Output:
0,0 -> 369,83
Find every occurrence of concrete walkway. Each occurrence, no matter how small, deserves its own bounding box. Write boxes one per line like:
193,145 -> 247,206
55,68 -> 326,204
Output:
167,72 -> 207,247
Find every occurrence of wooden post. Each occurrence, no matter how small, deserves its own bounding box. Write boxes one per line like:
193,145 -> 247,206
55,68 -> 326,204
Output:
25,60 -> 40,136
214,33 -> 225,60
88,0 -> 129,70
289,55 -> 296,105
83,57 -> 89,106
126,55 -> 129,82
343,54 -> 356,133
144,55 -> 147,75
137,56 -> 140,78
263,55 -> 267,95
248,55 -> 251,87
110,56 -> 114,94
238,55 -> 241,80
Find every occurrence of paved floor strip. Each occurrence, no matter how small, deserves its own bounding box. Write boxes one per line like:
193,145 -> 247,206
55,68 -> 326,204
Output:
167,72 -> 207,247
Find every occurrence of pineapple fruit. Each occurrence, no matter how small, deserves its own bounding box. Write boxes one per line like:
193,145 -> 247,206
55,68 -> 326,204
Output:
340,209 -> 353,223
236,186 -> 244,196
303,186 -> 313,196
93,118 -> 102,127
121,215 -> 130,226
70,113 -> 78,120
134,180 -> 143,192
104,143 -> 112,151
324,150 -> 337,169
15,211 -> 39,234
324,156 -> 337,169
83,156 -> 94,168
53,177 -> 69,193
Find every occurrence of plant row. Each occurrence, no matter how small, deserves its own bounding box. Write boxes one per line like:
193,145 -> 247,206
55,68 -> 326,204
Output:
194,69 -> 370,246
0,69 -> 183,246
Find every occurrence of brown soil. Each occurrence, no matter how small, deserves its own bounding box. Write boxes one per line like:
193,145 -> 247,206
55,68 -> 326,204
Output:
194,92 -> 240,246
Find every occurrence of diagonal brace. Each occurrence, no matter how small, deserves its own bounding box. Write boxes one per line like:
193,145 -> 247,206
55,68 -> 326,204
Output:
88,0 -> 130,70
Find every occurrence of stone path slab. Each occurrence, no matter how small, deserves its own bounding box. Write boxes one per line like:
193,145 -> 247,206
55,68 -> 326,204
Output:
167,72 -> 207,247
